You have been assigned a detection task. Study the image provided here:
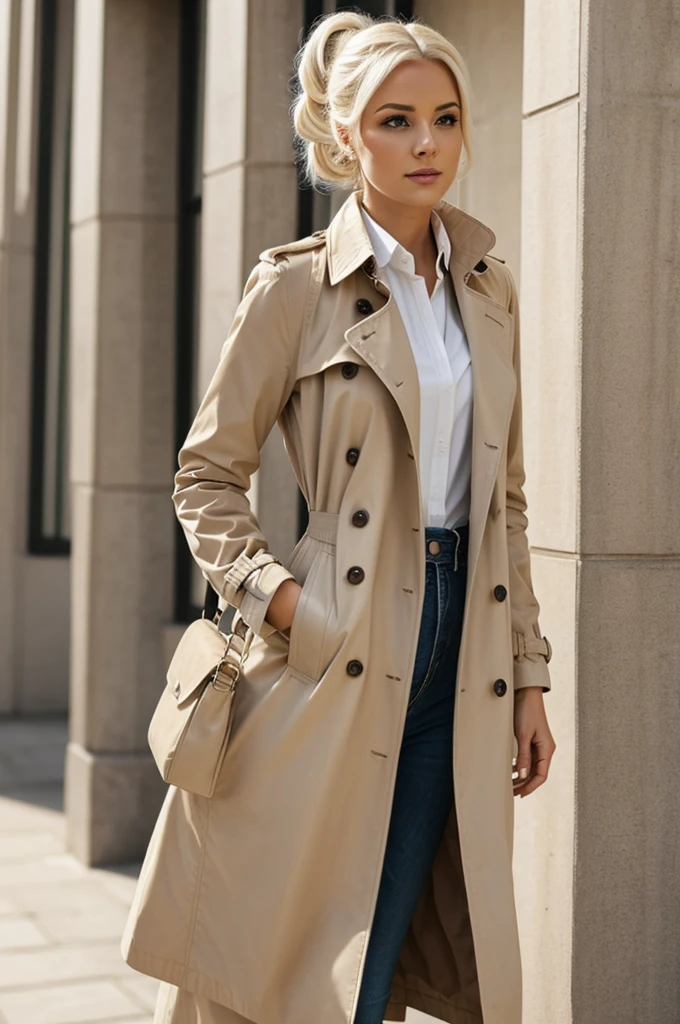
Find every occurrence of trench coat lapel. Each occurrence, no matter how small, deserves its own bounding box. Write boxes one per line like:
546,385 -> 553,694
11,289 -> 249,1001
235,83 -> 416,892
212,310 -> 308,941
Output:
328,190 -> 517,583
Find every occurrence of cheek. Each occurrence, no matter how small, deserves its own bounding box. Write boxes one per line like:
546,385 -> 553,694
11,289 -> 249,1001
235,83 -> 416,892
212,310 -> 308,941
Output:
361,132 -> 404,171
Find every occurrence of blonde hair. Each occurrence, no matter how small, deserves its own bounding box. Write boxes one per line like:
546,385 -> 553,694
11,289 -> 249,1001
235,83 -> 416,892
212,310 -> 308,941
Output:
291,11 -> 475,192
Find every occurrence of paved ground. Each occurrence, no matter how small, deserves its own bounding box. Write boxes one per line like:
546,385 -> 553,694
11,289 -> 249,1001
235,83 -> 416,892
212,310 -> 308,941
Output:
0,717 -> 158,1024
0,717 -> 431,1024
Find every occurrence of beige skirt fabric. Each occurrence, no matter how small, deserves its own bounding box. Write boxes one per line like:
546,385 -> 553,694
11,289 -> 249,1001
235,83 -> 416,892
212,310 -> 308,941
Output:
154,983 -> 254,1024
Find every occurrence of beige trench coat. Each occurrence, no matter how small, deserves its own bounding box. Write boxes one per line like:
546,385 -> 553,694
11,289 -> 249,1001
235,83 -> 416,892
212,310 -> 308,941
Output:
121,188 -> 552,1024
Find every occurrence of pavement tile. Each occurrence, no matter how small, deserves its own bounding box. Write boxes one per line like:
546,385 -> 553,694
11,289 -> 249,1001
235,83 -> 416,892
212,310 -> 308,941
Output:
0,879 -> 126,915
0,897 -> 18,917
0,718 -> 154,1024
0,832 -> 65,862
0,794 -> 64,832
117,975 -> 160,1012
37,905 -> 130,944
0,943 -> 130,989
86,866 -> 143,906
0,917 -> 49,950
0,979 -> 142,1024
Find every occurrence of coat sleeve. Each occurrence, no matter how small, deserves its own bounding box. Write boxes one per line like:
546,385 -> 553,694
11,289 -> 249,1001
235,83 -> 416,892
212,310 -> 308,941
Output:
504,267 -> 553,693
172,258 -> 300,639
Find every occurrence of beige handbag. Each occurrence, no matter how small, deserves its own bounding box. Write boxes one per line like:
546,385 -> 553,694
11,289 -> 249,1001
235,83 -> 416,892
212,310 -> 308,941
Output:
148,583 -> 254,798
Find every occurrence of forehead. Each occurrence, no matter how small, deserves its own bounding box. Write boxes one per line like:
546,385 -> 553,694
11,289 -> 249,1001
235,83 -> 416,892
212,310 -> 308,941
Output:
368,59 -> 459,108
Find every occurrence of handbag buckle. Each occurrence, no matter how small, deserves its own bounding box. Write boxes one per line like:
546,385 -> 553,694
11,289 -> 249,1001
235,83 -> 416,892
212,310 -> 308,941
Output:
211,620 -> 254,692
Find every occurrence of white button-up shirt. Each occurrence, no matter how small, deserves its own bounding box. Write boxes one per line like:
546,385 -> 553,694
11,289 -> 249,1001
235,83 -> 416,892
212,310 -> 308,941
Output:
360,204 -> 473,531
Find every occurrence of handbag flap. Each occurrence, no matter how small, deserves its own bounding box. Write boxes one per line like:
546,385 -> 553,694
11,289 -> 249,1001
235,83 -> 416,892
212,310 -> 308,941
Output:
167,617 -> 228,704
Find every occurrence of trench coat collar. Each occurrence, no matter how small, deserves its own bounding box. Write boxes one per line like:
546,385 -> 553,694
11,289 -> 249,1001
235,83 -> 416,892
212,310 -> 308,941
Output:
326,188 -> 496,285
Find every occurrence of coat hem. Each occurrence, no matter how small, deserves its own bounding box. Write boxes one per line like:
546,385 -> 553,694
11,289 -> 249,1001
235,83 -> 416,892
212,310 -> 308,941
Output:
385,981 -> 483,1024
123,942 -> 484,1024
123,941 -> 246,1019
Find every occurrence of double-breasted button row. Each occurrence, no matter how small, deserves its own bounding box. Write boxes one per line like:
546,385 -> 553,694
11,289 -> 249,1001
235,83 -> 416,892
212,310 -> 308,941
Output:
340,333 -> 368,681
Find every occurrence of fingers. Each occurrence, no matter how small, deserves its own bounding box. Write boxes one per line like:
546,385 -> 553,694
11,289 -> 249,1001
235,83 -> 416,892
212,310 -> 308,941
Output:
513,729 -> 533,789
512,735 -> 557,798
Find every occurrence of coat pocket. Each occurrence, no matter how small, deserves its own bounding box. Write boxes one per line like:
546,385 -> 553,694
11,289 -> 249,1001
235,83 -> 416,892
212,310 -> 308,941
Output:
286,538 -> 337,683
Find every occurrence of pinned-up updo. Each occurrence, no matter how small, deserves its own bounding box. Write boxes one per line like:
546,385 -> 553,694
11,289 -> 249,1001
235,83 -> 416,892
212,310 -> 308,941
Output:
291,11 -> 475,192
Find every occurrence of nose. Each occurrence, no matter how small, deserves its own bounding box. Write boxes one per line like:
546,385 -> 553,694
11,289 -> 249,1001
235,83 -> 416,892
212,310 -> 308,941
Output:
414,123 -> 437,156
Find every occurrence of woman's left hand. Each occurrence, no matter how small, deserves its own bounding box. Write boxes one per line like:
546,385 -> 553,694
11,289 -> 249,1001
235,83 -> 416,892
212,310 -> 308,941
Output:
512,687 -> 556,798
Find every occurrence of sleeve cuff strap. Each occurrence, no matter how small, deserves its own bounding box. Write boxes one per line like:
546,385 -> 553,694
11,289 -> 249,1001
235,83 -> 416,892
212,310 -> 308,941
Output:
512,630 -> 552,664
237,560 -> 296,639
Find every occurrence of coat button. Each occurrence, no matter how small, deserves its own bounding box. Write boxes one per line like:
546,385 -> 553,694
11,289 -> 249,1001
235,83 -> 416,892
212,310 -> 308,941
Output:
352,509 -> 369,527
493,585 -> 507,602
493,678 -> 508,697
356,298 -> 374,316
347,659 -> 364,676
347,566 -> 365,585
346,447 -> 360,466
342,362 -> 359,379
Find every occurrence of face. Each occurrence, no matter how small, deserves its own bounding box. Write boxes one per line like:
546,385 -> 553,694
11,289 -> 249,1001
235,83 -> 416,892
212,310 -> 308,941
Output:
348,58 -> 463,212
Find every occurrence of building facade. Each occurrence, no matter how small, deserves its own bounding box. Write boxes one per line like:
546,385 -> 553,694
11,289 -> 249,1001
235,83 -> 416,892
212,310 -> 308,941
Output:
0,1 -> 678,1021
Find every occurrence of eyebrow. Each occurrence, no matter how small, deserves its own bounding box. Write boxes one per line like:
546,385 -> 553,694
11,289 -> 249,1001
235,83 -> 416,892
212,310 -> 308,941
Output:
374,101 -> 460,113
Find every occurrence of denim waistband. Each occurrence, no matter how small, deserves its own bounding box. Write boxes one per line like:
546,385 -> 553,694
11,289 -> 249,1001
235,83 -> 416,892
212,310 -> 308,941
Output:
424,523 -> 469,572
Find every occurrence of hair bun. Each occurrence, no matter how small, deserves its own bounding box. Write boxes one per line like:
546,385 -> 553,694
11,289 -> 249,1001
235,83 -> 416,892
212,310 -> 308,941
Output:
291,12 -> 474,192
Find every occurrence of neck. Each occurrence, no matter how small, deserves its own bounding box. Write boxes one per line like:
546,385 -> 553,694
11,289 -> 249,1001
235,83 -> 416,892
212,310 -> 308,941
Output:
359,187 -> 437,264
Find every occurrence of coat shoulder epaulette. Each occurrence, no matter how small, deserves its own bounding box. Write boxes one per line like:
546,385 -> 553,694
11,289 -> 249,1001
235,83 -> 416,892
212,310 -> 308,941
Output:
259,230 -> 327,265
471,251 -> 506,276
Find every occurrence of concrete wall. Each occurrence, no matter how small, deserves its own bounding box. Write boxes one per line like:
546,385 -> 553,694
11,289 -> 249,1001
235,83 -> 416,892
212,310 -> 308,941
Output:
572,0 -> 680,1019
64,0 -> 180,864
0,0 -> 71,716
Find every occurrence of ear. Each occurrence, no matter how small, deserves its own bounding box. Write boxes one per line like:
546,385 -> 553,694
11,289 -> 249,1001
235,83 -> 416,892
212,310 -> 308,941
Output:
334,122 -> 351,151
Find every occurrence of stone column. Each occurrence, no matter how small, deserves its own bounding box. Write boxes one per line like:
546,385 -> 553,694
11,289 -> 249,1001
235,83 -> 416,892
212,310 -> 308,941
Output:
65,0 -> 179,865
0,0 -> 72,715
515,0 -> 680,1021
0,0 -> 36,714
198,0 -> 304,589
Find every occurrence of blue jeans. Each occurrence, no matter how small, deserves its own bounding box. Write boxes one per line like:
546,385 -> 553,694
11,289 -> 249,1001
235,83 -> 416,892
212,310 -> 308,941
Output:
353,524 -> 469,1024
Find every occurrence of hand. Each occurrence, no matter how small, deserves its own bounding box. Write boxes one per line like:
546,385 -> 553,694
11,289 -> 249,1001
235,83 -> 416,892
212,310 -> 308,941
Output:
512,687 -> 556,798
266,578 -> 303,633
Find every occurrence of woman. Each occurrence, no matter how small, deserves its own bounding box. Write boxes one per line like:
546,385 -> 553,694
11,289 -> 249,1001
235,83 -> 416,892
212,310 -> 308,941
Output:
122,11 -> 556,1024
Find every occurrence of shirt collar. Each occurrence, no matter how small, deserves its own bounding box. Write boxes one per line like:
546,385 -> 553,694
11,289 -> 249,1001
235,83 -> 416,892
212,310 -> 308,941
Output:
359,203 -> 452,276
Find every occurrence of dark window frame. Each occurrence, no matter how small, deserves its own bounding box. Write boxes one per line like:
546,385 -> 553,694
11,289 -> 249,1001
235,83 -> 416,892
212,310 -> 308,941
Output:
29,0 -> 72,556
173,0 -> 206,624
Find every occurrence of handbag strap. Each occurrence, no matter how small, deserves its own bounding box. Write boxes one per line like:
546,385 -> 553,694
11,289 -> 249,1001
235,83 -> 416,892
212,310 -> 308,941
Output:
202,580 -> 251,662
202,580 -> 220,623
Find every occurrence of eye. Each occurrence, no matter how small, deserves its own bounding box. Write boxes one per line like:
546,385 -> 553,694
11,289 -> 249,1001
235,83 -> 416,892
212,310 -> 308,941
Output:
382,114 -> 409,128
380,113 -> 460,128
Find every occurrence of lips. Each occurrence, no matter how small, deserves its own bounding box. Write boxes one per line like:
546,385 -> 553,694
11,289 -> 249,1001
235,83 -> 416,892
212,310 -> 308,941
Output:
406,168 -> 442,183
